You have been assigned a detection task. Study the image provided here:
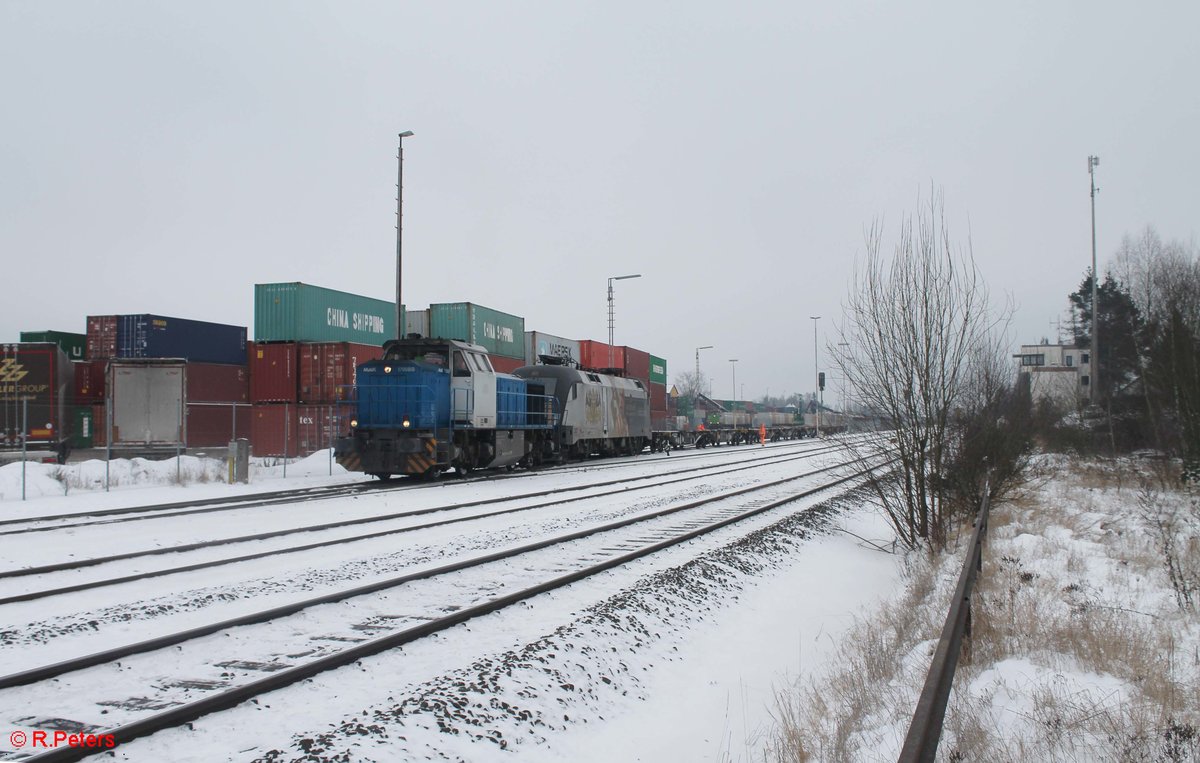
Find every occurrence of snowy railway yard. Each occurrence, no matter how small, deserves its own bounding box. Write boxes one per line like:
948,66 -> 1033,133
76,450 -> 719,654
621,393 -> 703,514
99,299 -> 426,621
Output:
0,439 -> 901,762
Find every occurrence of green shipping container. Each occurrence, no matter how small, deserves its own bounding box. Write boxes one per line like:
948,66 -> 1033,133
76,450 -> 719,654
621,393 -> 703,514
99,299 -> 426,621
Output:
254,282 -> 401,344
428,302 -> 525,360
72,406 -> 94,448
649,355 -> 667,385
21,330 -> 86,360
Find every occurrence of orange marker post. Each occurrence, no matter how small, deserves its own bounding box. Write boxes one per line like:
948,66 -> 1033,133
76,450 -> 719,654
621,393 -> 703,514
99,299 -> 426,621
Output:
759,423 -> 766,447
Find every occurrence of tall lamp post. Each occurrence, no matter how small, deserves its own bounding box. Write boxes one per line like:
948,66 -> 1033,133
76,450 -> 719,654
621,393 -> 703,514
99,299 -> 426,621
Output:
1088,154 -> 1100,404
695,345 -> 713,393
607,274 -> 642,368
810,316 -> 821,434
728,359 -> 738,401
395,130 -> 414,341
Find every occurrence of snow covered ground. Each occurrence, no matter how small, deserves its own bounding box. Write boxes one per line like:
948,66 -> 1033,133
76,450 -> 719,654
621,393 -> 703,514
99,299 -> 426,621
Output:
771,454 -> 1200,761
0,442 -> 910,761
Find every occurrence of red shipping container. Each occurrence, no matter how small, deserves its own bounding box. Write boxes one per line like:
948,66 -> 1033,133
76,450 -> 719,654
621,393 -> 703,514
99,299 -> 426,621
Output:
488,354 -> 525,374
649,381 -> 667,411
187,363 -> 249,403
185,404 -> 252,447
578,340 -> 625,372
623,346 -> 651,384
92,403 -> 107,446
86,315 -> 118,360
250,403 -> 350,458
297,342 -> 384,404
73,360 -> 108,404
250,342 -> 298,403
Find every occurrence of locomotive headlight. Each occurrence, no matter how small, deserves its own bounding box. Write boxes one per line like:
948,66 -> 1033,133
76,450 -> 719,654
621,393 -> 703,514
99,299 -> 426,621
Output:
402,417 -> 411,428
384,366 -> 393,374
349,418 -> 358,429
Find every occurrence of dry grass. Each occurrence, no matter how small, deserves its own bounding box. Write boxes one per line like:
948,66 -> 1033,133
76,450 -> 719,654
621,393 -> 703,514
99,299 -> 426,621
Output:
769,455 -> 1200,762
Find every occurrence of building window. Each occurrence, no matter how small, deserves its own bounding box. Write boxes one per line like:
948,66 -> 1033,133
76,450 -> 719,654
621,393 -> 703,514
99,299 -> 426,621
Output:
1081,375 -> 1090,386
1020,354 -> 1046,366
1081,353 -> 1090,364
1066,356 -> 1074,367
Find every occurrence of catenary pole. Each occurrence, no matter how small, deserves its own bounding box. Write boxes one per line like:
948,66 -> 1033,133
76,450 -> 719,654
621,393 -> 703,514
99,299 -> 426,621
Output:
396,131 -> 414,341
1088,155 -> 1100,404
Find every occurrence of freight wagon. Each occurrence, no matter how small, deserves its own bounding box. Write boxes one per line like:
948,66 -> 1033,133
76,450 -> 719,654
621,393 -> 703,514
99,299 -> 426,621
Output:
0,343 -> 74,462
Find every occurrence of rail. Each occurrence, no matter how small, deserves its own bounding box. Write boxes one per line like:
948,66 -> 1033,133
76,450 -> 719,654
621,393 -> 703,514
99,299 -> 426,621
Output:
898,480 -> 991,763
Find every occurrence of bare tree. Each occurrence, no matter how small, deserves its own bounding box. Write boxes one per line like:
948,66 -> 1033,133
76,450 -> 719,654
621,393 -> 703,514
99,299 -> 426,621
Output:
672,369 -> 710,400
837,191 -> 1008,550
1113,227 -> 1200,476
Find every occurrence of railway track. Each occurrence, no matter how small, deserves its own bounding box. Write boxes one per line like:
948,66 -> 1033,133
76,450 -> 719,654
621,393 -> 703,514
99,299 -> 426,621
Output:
0,438 -> 834,536
0,441 -> 844,595
2,450 -> 879,762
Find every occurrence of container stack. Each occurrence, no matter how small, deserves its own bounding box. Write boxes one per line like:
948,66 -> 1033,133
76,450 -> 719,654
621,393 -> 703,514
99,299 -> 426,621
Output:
648,354 -> 669,427
83,314 -> 249,449
250,283 -> 396,458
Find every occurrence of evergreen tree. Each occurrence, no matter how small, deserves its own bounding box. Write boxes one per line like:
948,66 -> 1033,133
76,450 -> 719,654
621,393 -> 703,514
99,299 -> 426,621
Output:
1068,272 -> 1144,402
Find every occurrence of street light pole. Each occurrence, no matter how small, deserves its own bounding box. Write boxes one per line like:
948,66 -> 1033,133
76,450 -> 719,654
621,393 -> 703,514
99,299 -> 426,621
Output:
811,316 -> 821,435
1088,154 -> 1100,404
395,130 -> 414,341
607,274 -> 642,368
695,345 -> 713,391
729,359 -> 738,401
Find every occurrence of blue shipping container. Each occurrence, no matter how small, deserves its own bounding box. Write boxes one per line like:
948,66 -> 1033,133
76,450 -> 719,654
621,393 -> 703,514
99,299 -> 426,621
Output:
116,314 -> 247,365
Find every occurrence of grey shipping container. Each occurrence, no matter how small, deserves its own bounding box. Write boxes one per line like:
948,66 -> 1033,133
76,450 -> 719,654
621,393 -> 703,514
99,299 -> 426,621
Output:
255,282 -> 400,344
404,308 -> 430,338
524,331 -> 580,366
109,360 -> 185,445
428,302 -> 525,359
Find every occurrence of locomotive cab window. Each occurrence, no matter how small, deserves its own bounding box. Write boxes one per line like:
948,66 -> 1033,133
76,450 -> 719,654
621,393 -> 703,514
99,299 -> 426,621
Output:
407,348 -> 447,367
453,352 -> 471,377
471,353 -> 492,372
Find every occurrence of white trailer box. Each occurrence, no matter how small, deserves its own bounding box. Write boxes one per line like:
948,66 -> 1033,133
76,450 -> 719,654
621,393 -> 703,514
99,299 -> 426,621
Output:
109,360 -> 185,445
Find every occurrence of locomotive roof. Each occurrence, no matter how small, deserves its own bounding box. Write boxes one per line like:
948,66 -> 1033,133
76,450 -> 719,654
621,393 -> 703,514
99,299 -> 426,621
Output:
515,363 -> 647,392
382,336 -> 488,355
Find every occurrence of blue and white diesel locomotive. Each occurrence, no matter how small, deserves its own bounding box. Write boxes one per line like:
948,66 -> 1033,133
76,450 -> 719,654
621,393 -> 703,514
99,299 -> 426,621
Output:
334,336 -> 651,478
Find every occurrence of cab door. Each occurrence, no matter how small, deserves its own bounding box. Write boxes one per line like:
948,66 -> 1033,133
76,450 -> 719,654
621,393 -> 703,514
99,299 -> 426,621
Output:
450,350 -> 474,424
468,352 -> 496,428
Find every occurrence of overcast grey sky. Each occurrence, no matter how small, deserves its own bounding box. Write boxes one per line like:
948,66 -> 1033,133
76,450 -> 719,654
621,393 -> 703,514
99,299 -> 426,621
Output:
2,1 -> 1196,403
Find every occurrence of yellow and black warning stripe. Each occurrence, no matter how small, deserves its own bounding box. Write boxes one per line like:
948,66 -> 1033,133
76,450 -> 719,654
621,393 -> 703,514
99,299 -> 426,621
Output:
403,437 -> 438,475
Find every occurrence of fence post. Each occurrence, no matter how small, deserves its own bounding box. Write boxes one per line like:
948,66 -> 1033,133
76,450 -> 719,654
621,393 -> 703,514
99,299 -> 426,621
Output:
898,480 -> 991,763
105,396 -> 112,492
21,398 -> 27,501
176,399 -> 182,485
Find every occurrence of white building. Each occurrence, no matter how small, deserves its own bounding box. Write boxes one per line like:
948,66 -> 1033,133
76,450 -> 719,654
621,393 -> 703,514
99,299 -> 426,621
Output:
1014,341 -> 1091,408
